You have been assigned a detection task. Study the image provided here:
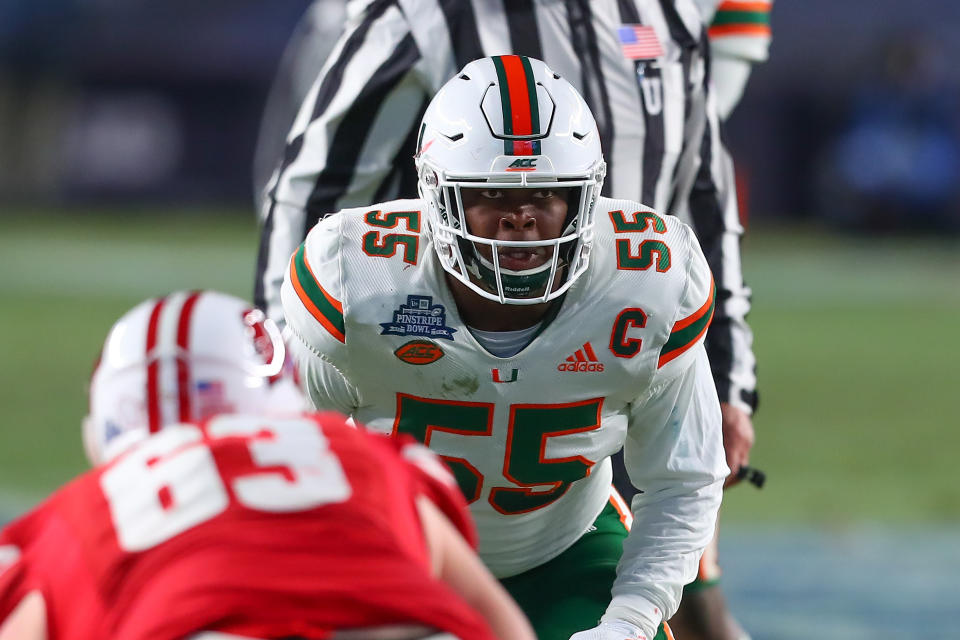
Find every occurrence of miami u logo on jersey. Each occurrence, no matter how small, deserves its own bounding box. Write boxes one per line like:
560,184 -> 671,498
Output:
492,368 -> 519,383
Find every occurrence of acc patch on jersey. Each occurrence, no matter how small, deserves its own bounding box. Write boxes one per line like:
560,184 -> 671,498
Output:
394,340 -> 445,365
380,295 -> 458,341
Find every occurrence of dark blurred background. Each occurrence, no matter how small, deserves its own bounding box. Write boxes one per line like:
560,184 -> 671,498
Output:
2,0 -> 960,231
0,0 -> 310,206
726,0 -> 960,232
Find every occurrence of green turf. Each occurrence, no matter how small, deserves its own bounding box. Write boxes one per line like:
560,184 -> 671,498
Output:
722,228 -> 960,525
0,209 -> 258,506
1,212 -> 958,525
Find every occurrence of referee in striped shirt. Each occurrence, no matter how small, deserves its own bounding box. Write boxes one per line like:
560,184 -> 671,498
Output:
256,2 -> 769,640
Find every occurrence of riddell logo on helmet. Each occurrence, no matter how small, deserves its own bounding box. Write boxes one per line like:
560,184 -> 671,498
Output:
557,342 -> 604,372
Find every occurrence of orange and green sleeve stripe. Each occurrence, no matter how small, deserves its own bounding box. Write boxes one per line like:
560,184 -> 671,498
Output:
709,1 -> 771,38
658,278 -> 715,368
289,244 -> 345,343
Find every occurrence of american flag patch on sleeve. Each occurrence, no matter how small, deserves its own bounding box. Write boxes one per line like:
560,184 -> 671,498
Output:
617,24 -> 665,60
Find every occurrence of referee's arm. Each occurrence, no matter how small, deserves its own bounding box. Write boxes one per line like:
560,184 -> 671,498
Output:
685,36 -> 758,415
705,0 -> 773,120
256,1 -> 430,324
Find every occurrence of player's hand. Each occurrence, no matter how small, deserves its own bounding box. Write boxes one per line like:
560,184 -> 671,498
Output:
720,402 -> 755,488
568,620 -> 650,640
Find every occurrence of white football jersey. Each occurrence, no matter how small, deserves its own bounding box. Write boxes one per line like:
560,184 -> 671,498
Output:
281,197 -> 726,606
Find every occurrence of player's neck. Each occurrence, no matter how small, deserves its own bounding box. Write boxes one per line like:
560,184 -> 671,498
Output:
446,274 -> 554,331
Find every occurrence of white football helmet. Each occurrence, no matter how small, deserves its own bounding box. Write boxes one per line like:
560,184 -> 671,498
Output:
416,55 -> 606,304
83,290 -> 305,466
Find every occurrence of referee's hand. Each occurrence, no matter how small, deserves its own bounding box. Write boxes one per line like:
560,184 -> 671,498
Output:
720,403 -> 755,488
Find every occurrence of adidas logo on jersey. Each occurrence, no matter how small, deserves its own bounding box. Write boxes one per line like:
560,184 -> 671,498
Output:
557,342 -> 604,372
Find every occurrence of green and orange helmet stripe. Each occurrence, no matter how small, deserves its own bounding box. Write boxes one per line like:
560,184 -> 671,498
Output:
492,55 -> 543,156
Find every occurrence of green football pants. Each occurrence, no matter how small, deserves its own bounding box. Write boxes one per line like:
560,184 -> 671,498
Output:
499,500 -> 671,640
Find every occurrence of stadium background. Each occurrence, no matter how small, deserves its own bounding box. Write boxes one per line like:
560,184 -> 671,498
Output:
1,1 -> 958,637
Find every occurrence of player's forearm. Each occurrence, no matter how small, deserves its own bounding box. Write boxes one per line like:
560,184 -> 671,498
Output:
604,479 -> 723,637
706,308 -> 757,414
690,137 -> 758,410
709,56 -> 753,121
0,592 -> 47,640
704,199 -> 757,411
443,550 -> 536,640
613,349 -> 727,634
422,498 -> 535,640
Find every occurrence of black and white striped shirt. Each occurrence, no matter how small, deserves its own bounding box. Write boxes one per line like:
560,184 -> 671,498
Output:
257,0 -> 757,413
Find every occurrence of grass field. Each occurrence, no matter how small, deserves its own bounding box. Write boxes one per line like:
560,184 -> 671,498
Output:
1,209 -> 958,526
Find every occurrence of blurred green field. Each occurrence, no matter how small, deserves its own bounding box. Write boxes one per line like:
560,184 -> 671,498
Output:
1,210 -> 958,526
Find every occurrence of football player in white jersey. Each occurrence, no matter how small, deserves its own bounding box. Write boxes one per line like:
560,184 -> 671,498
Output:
282,56 -> 727,640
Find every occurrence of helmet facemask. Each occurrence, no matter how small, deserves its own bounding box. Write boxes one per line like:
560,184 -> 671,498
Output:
419,168 -> 602,304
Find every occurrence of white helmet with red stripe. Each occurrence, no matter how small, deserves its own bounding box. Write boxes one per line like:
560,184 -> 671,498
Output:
83,290 -> 304,465
415,55 -> 606,305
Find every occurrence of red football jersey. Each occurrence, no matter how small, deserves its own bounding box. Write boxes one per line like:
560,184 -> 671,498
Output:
0,412 -> 495,640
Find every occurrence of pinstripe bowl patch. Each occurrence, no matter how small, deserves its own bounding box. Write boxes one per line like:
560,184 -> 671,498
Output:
379,295 -> 458,340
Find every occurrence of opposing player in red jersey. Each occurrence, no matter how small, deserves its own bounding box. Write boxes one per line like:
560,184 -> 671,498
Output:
0,290 -> 534,640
